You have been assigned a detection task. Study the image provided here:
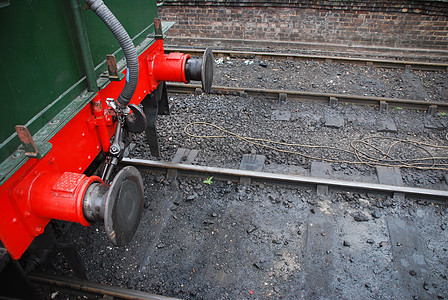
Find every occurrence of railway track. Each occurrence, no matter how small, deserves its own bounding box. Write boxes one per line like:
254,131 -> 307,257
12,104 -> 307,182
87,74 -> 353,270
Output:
121,158 -> 448,202
30,46 -> 447,300
29,273 -> 180,300
167,83 -> 448,112
165,48 -> 448,72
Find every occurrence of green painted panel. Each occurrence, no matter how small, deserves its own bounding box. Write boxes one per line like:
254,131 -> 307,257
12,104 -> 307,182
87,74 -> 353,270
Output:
0,1 -> 83,145
83,1 -> 158,76
0,0 -> 158,161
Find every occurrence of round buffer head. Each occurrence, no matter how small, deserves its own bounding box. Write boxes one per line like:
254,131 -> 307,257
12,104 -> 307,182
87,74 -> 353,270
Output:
104,166 -> 144,246
124,103 -> 147,134
201,47 -> 214,94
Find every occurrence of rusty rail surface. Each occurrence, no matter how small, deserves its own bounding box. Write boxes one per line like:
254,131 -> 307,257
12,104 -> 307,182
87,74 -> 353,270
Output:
29,273 -> 180,300
122,158 -> 448,201
167,83 -> 448,112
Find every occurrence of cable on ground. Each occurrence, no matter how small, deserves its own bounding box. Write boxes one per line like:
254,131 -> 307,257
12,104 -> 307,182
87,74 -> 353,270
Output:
184,121 -> 448,171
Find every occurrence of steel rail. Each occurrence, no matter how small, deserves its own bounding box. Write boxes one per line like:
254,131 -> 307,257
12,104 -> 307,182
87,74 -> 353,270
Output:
167,83 -> 448,112
165,47 -> 448,72
122,158 -> 448,200
29,273 -> 180,300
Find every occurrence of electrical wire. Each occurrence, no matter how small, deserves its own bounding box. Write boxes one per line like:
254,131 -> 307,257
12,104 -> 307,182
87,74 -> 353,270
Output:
184,121 -> 448,171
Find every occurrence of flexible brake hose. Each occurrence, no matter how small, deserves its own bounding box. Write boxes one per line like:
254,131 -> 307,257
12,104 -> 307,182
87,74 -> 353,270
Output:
84,0 -> 139,108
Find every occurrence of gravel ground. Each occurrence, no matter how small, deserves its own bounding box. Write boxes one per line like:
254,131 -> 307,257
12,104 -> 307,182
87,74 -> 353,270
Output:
131,92 -> 448,190
35,54 -> 448,299
129,54 -> 448,189
212,56 -> 447,102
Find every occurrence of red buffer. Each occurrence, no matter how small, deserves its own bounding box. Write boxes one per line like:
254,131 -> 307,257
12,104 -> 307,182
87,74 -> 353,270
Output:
0,38 -> 213,259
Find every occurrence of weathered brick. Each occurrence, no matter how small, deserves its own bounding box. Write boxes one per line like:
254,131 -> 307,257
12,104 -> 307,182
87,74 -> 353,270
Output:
159,1 -> 448,49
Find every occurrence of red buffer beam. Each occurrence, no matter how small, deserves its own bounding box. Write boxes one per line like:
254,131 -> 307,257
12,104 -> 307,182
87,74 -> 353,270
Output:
0,39 -> 202,259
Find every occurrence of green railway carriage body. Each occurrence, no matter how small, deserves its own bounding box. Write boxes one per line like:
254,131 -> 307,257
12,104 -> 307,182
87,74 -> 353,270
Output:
0,0 -> 159,166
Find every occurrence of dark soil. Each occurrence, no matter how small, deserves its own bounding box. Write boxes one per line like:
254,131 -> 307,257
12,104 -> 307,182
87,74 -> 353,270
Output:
42,173 -> 448,299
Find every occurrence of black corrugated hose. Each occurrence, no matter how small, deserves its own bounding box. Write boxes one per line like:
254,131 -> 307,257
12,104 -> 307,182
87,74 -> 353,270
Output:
84,0 -> 139,108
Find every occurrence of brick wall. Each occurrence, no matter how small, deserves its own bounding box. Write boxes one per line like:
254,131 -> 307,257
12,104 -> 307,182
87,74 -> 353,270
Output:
159,0 -> 448,50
